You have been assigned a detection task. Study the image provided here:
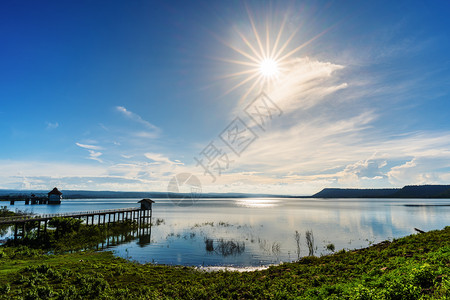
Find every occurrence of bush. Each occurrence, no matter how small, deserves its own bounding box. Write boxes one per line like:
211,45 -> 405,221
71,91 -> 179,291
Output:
411,264 -> 434,288
353,285 -> 376,300
326,243 -> 336,252
435,276 -> 450,297
0,283 -> 11,294
383,278 -> 420,300
0,249 -> 7,259
48,217 -> 83,238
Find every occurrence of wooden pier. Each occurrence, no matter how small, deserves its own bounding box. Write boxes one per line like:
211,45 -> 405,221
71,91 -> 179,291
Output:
0,199 -> 154,240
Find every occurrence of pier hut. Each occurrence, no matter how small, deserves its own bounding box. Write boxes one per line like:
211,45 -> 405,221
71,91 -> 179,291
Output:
48,187 -> 62,204
139,198 -> 154,210
139,199 -> 154,220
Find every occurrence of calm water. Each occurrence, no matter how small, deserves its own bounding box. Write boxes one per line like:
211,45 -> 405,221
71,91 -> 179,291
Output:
2,198 -> 449,267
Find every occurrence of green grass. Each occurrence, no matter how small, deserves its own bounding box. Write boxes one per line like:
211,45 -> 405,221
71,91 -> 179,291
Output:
0,226 -> 449,299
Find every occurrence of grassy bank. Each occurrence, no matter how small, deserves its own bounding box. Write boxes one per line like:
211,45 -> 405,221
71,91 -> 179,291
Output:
0,226 -> 449,299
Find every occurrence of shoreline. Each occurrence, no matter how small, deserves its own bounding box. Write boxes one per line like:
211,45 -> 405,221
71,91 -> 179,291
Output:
1,226 -> 448,298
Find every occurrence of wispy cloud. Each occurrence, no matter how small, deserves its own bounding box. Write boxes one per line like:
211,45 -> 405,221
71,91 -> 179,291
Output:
387,155 -> 450,186
76,143 -> 103,150
46,122 -> 59,129
87,150 -> 103,163
116,106 -> 161,138
76,142 -> 104,163
144,152 -> 184,165
267,57 -> 348,114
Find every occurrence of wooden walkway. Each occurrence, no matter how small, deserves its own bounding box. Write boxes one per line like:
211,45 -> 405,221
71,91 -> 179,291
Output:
0,206 -> 153,240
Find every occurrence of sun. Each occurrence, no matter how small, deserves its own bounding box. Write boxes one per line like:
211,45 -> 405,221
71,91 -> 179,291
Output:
259,58 -> 279,78
216,7 -> 331,103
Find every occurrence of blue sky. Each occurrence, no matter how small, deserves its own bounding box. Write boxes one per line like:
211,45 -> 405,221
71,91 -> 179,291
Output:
1,0 -> 450,195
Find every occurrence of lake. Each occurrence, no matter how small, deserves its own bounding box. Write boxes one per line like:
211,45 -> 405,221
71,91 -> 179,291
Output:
2,198 -> 449,268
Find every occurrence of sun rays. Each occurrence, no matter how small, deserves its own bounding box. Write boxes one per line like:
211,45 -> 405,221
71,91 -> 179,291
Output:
216,7 -> 333,104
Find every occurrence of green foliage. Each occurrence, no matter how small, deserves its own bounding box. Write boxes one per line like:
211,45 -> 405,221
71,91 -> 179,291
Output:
411,263 -> 435,288
326,243 -> 336,252
0,206 -> 14,217
0,206 -> 28,217
48,217 -> 83,238
382,278 -> 421,300
435,276 -> 450,297
6,218 -> 140,252
0,226 -> 449,299
0,283 -> 10,294
353,284 -> 377,300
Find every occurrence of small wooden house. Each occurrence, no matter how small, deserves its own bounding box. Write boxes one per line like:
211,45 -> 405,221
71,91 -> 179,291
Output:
48,187 -> 62,204
139,198 -> 154,210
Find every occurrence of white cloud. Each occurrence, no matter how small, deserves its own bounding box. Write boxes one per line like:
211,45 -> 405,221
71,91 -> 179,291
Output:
144,153 -> 184,165
387,156 -> 450,186
87,150 -> 103,163
0,160 -> 106,179
336,159 -> 387,185
0,159 -> 188,191
75,143 -> 104,163
255,57 -> 348,114
116,106 -> 161,138
46,122 -> 59,129
134,131 -> 159,139
76,143 -> 103,150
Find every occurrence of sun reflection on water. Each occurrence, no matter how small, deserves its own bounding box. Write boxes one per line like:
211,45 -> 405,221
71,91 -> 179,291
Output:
235,198 -> 280,208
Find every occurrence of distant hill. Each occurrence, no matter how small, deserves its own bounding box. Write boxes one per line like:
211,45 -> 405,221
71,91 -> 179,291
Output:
312,185 -> 450,198
312,188 -> 399,198
391,185 -> 450,198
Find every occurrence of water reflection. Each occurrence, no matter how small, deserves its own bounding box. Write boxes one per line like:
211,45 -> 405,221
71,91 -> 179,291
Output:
2,198 -> 450,267
99,225 -> 153,250
204,238 -> 246,257
235,198 -> 280,208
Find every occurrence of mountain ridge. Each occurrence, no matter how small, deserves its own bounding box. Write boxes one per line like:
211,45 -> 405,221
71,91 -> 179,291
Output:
1,184 -> 450,199
311,185 -> 450,198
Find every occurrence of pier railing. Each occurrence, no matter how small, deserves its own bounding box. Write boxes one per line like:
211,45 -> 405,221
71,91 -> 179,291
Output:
0,207 -> 140,224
